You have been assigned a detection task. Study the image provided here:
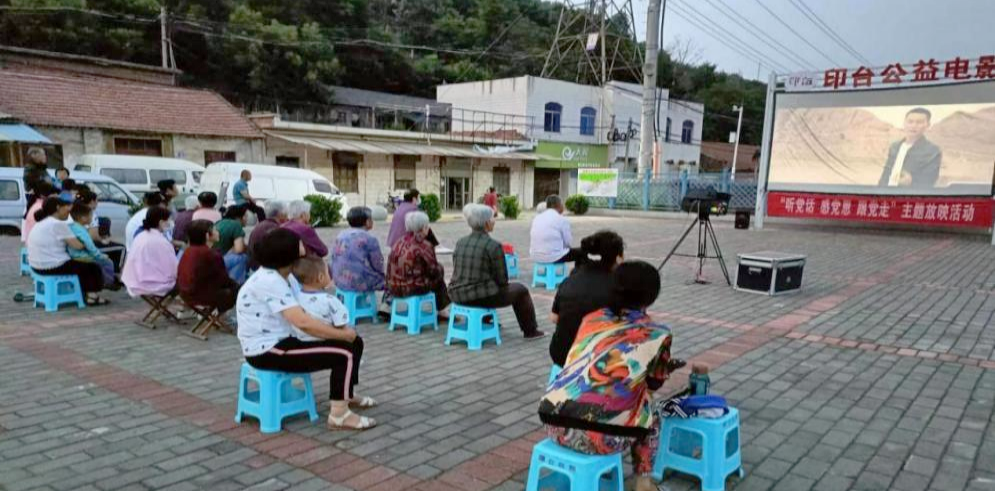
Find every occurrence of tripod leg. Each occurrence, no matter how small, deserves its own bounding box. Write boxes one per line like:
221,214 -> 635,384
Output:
705,220 -> 732,286
696,219 -> 706,281
658,218 -> 699,271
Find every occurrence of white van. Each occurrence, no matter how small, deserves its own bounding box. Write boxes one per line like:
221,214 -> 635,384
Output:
74,154 -> 205,198
199,162 -> 347,209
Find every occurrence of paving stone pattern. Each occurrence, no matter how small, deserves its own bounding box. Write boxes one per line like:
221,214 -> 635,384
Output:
1,214 -> 994,491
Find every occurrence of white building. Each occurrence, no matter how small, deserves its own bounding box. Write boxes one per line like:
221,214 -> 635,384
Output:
437,76 -> 703,201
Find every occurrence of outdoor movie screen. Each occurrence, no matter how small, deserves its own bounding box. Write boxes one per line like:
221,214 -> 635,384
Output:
768,82 -> 995,196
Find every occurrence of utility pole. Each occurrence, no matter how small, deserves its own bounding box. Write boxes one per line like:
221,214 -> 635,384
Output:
160,4 -> 169,69
600,0 -> 607,86
731,104 -> 744,177
637,0 -> 663,176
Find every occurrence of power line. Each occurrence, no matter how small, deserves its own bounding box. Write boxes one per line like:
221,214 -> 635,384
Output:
790,0 -> 871,66
750,0 -> 841,68
667,1 -> 790,74
699,0 -> 816,71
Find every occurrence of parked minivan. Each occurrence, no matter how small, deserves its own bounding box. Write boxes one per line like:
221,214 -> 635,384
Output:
0,168 -> 140,240
199,162 -> 347,210
74,154 -> 205,199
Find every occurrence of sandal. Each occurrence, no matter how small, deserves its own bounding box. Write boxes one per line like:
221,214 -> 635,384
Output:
86,296 -> 110,306
349,396 -> 378,409
327,410 -> 377,431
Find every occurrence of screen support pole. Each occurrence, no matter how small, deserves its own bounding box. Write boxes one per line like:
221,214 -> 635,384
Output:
754,71 -> 778,230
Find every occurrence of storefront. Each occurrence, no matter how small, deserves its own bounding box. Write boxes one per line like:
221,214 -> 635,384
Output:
534,141 -> 609,204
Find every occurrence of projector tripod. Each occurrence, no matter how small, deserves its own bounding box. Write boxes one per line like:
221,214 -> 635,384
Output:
658,207 -> 731,286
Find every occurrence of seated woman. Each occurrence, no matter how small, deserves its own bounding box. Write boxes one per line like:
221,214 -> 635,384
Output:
332,206 -> 388,312
539,261 -> 674,491
283,200 -> 328,258
449,204 -> 544,339
21,182 -> 58,245
386,211 -> 450,311
75,187 -> 125,271
178,219 -> 240,315
27,195 -> 108,305
214,204 -> 250,284
548,230 -> 625,367
121,207 -> 178,299
238,229 -> 375,430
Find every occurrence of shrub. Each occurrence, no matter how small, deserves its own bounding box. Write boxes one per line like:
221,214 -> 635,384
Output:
499,195 -> 520,220
419,193 -> 442,222
565,194 -> 590,215
304,194 -> 342,228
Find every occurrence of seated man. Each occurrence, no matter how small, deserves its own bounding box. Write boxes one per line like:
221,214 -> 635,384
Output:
248,200 -> 289,270
387,211 -> 450,312
530,195 -> 583,265
213,204 -> 250,284
332,206 -> 388,314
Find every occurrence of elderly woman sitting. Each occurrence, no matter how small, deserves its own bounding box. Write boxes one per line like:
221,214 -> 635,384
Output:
121,207 -> 178,299
178,219 -> 240,315
387,211 -> 450,311
332,206 -> 388,313
449,204 -> 544,339
282,200 -> 327,258
239,229 -> 375,430
214,204 -> 250,284
27,195 -> 108,305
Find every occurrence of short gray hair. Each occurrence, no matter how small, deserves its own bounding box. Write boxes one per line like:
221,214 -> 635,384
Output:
405,211 -> 430,233
26,147 -> 46,161
463,203 -> 494,231
264,200 -> 288,219
288,199 -> 311,219
184,195 -> 199,210
545,195 -> 562,209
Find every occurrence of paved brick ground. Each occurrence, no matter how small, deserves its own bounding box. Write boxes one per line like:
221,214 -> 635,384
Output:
2,213 -> 994,491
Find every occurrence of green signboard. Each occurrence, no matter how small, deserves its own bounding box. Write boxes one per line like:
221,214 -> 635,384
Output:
535,141 -> 610,169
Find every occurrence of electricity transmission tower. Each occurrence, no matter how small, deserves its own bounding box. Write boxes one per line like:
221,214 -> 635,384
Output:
541,0 -> 643,87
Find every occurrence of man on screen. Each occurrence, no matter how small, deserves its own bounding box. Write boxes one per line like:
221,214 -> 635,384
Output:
878,107 -> 942,189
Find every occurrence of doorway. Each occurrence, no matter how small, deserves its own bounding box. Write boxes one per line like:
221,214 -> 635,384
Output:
534,169 -> 561,205
441,176 -> 470,210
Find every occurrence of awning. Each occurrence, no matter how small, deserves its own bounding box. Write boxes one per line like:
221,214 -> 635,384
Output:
265,132 -> 549,161
0,123 -> 52,143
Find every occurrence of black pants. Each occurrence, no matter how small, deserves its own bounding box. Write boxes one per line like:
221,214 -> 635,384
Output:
391,278 -> 451,312
246,336 -> 364,401
246,202 -> 266,222
462,283 -> 538,334
33,260 -> 104,294
554,248 -> 586,265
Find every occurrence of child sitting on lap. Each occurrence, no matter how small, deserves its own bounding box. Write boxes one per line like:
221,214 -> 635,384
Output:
291,256 -> 349,340
68,202 -> 117,287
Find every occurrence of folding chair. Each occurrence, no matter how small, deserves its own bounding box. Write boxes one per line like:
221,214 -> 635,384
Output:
183,302 -> 233,341
137,293 -> 182,330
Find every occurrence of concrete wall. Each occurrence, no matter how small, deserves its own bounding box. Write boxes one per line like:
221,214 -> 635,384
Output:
436,77 -> 530,136
174,136 -> 263,165
470,158 -> 533,209
524,77 -> 607,145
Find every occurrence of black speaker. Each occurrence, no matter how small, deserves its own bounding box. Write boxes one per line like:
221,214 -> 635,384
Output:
735,211 -> 750,229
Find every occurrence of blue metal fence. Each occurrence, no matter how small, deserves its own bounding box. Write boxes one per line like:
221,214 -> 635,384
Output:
588,170 -> 757,212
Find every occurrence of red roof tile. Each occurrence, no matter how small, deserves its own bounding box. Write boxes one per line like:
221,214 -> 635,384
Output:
0,70 -> 261,139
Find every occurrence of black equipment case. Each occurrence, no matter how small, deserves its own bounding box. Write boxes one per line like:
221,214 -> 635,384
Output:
734,251 -> 806,296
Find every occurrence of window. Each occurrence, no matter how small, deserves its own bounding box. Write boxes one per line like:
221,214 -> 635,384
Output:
492,167 -> 510,196
544,102 -> 562,133
665,118 -> 672,143
0,180 -> 19,201
88,181 -> 134,206
580,107 -> 596,136
681,120 -> 694,144
205,151 -> 235,165
313,180 -> 336,194
114,137 -> 163,157
332,151 -> 361,193
192,171 -> 202,184
394,155 -> 417,190
100,168 -> 148,185
74,164 -> 92,172
276,156 -> 301,168
149,169 -> 186,185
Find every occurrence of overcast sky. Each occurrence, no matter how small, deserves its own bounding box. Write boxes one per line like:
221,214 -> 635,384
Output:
625,0 -> 995,81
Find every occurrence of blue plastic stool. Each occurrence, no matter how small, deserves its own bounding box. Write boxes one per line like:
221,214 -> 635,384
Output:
445,304 -> 500,350
335,289 -> 378,326
389,293 -> 438,335
506,253 -> 520,279
235,362 -> 319,433
547,364 -> 563,386
19,247 -> 31,276
31,273 -> 85,312
526,439 -> 624,491
532,262 -> 568,290
652,407 -> 744,491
